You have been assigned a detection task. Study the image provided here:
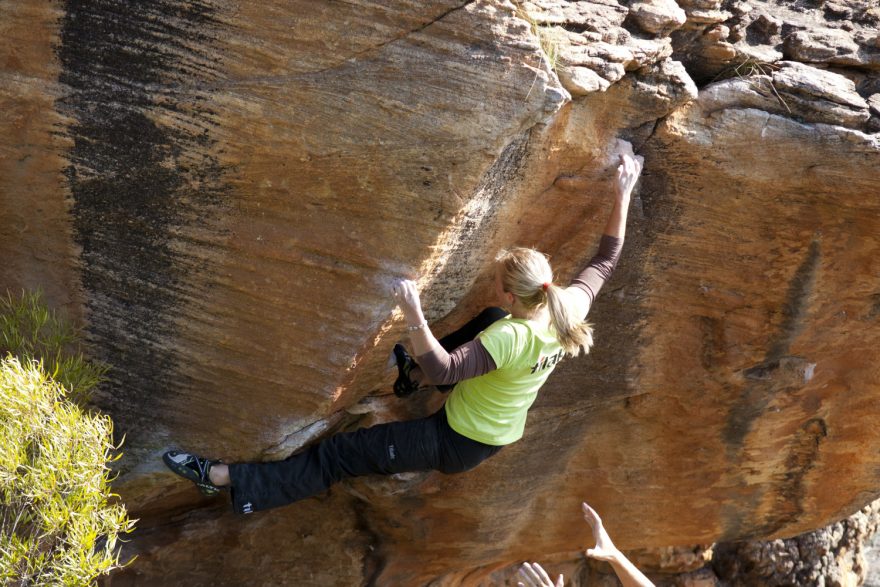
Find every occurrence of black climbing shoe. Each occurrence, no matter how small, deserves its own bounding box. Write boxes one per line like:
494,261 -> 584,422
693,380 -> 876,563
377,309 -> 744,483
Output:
392,343 -> 421,398
163,450 -> 223,497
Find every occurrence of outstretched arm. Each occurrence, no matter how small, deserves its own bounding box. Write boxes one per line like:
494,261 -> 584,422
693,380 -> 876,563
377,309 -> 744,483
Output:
566,150 -> 643,318
582,502 -> 654,587
516,503 -> 654,587
601,150 -> 642,240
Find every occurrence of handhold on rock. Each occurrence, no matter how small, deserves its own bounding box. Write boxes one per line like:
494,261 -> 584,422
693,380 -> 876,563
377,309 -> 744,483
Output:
743,356 -> 816,388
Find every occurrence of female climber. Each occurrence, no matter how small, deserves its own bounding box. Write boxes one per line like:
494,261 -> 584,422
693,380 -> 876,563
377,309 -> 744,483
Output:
163,148 -> 643,514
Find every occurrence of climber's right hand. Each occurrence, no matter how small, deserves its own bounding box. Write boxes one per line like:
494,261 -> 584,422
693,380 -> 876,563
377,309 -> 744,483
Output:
615,152 -> 643,203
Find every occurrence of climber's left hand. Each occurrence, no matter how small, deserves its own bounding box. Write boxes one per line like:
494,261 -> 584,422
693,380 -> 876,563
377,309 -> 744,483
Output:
393,279 -> 425,326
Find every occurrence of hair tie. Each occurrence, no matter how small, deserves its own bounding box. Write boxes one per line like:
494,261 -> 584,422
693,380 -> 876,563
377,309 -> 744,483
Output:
542,282 -> 551,292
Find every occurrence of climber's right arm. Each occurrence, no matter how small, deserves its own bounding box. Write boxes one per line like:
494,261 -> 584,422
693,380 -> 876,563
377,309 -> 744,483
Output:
566,151 -> 642,318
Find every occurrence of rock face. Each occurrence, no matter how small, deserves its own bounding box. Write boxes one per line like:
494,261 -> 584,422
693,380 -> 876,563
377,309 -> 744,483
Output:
1,0 -> 879,585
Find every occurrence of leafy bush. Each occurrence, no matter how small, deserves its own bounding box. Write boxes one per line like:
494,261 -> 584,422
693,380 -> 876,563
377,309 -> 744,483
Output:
0,292 -> 134,585
0,290 -> 108,405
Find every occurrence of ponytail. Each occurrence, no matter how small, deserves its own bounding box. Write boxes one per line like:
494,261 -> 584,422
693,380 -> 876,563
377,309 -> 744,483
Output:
544,284 -> 594,357
495,248 -> 594,357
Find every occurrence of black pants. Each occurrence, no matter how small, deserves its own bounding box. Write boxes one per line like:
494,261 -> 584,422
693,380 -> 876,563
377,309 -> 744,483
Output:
228,307 -> 507,514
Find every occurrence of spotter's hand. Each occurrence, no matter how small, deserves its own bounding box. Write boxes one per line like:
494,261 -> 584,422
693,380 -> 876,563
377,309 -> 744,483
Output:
517,562 -> 564,587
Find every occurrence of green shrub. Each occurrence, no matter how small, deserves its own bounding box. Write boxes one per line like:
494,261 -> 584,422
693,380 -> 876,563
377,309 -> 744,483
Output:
0,292 -> 133,585
0,290 -> 108,405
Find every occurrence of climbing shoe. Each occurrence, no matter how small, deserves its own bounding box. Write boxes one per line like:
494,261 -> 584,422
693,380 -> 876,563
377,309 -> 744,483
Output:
163,450 -> 223,497
392,343 -> 421,398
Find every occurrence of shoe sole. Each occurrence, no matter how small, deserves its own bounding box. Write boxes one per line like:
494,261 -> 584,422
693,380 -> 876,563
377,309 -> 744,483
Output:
393,344 -> 420,398
163,451 -> 221,497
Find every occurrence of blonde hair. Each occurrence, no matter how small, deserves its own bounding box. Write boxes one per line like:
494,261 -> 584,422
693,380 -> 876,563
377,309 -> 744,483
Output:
495,247 -> 594,357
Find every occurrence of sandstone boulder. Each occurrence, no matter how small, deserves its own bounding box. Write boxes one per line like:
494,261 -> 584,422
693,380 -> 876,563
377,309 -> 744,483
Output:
1,0 -> 880,585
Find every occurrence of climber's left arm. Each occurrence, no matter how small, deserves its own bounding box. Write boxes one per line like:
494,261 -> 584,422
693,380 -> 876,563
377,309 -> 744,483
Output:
415,340 -> 496,386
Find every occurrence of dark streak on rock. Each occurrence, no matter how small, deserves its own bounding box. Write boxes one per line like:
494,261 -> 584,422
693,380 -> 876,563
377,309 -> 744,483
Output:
627,118 -> 663,153
699,315 -> 727,371
351,499 -> 387,587
867,292 -> 880,320
756,417 -> 828,536
724,238 -> 820,449
718,416 -> 829,542
56,1 -> 229,441
767,239 -> 821,358
721,239 -> 822,539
